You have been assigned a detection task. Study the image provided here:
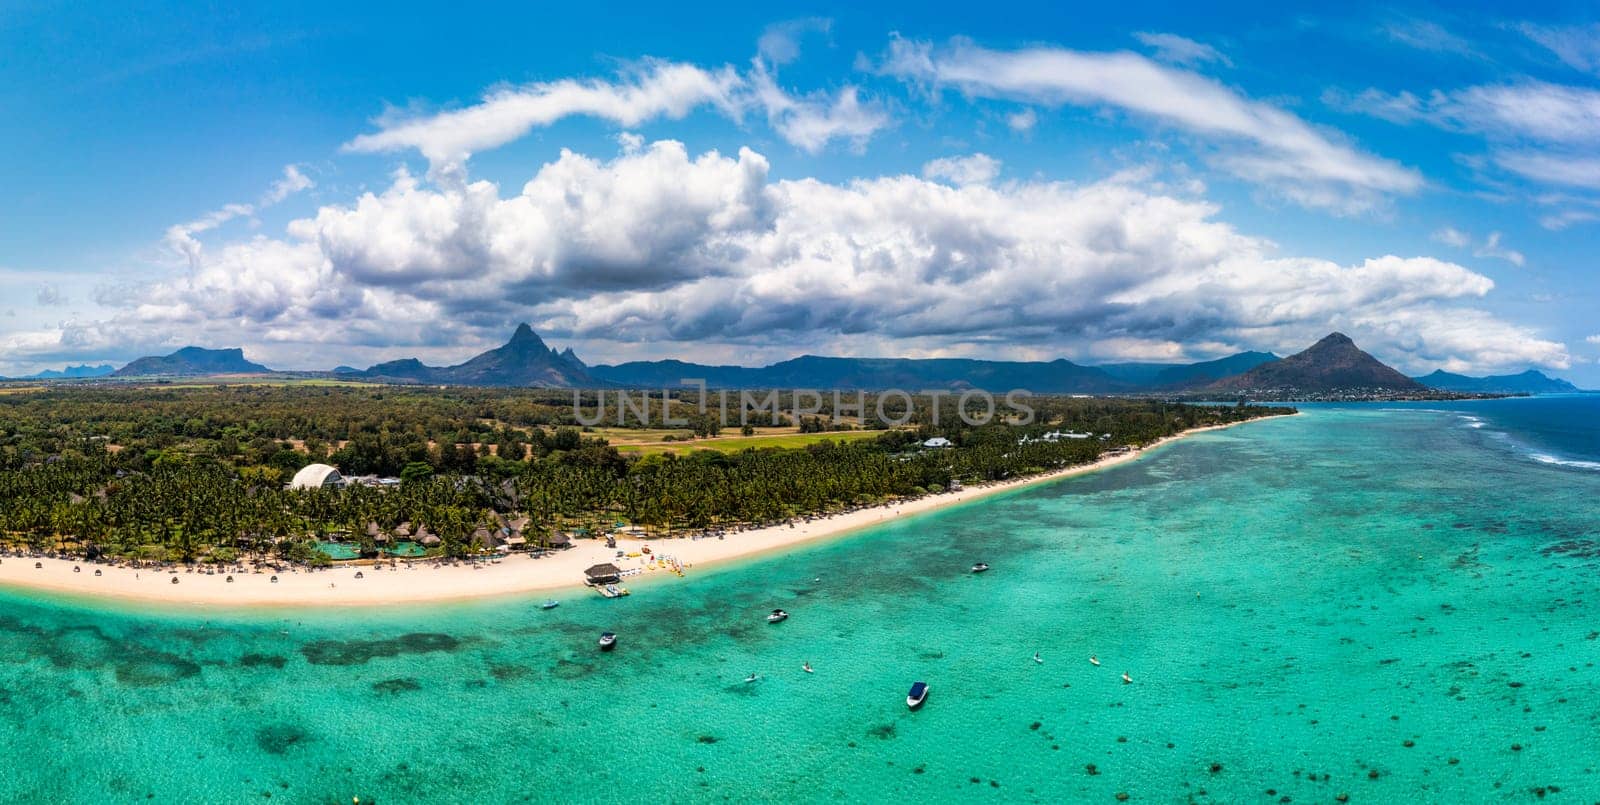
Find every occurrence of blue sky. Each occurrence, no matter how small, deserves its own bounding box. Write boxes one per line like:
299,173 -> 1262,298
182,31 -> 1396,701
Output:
2,0 -> 1598,382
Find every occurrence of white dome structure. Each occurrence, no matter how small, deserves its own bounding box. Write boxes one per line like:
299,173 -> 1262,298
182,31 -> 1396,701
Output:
288,463 -> 345,490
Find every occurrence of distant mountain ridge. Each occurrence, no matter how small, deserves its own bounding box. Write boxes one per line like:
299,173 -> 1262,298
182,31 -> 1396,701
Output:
19,364 -> 116,380
94,324 -> 1580,395
1415,369 -> 1580,394
1206,333 -> 1427,393
1097,351 -> 1281,389
112,347 -> 269,377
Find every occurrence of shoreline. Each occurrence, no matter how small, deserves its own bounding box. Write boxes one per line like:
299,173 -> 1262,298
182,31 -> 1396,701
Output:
0,416 -> 1286,609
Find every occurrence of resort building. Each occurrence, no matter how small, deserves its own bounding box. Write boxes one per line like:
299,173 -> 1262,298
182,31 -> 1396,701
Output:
584,563 -> 623,585
288,463 -> 345,490
344,474 -> 401,488
414,525 -> 440,547
922,437 -> 953,448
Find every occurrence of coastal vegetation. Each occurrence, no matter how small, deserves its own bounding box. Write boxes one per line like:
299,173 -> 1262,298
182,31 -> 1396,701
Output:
0,385 -> 1291,564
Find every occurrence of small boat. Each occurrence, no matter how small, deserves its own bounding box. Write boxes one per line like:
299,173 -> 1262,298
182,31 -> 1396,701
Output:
1121,672 -> 1132,685
971,562 -> 990,573
1089,656 -> 1100,666
744,673 -> 759,683
907,681 -> 930,709
598,632 -> 617,650
802,662 -> 814,674
767,609 -> 789,623
541,599 -> 560,610
1033,652 -> 1044,664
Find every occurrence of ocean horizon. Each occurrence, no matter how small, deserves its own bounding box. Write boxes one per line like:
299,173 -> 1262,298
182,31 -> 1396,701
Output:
3,396 -> 1598,801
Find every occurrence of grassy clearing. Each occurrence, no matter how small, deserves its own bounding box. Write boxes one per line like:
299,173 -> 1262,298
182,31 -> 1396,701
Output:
586,424 -> 800,443
613,429 -> 882,455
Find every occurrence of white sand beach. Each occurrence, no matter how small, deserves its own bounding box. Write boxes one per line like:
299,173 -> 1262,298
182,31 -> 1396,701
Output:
0,417 -> 1277,608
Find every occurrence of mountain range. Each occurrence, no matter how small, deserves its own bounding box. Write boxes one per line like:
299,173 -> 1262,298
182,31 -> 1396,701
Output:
1096,351 -> 1281,389
7,364 -> 116,380
33,324 -> 1583,395
1412,369 -> 1581,394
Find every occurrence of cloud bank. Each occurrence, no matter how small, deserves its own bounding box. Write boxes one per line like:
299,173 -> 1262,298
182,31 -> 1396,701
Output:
12,140 -> 1564,375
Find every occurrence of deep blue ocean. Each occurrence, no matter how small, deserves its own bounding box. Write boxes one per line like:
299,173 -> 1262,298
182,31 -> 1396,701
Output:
1347,393 -> 1600,471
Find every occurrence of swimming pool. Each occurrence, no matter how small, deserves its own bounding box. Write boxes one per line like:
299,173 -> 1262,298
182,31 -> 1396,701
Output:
312,541 -> 360,560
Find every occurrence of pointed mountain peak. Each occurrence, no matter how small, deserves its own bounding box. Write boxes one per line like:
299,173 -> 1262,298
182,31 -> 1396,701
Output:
507,323 -> 544,348
1309,332 -> 1356,349
1205,332 -> 1425,393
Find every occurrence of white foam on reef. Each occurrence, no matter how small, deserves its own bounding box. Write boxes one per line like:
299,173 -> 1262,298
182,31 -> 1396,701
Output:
1529,452 -> 1600,472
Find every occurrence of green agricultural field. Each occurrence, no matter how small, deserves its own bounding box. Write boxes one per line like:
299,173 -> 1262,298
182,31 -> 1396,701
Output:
613,429 -> 882,455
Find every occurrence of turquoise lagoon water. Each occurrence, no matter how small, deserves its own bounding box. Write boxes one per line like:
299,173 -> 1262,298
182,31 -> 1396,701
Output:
2,399 -> 1599,802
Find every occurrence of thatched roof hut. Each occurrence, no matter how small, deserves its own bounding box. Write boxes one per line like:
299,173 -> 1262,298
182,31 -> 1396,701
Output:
472,527 -> 501,550
584,563 -> 622,585
415,525 -> 440,547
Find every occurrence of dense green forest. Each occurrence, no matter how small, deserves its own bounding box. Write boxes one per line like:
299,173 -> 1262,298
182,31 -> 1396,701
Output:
0,385 -> 1291,564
